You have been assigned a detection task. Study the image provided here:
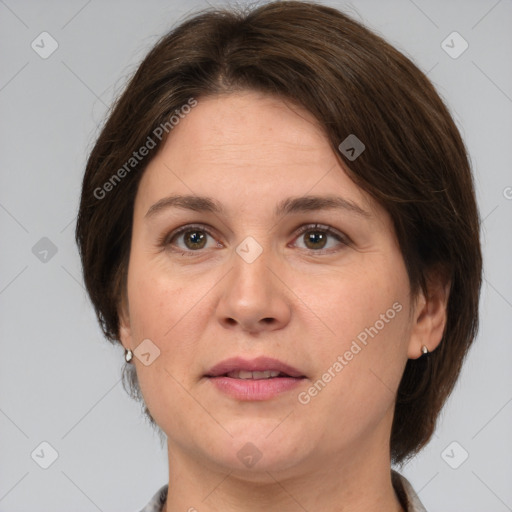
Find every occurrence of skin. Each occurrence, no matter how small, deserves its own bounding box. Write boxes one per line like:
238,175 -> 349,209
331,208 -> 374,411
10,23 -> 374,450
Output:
119,91 -> 449,512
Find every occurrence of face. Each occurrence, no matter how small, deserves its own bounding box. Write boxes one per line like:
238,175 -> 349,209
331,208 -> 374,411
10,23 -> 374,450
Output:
119,91 -> 429,479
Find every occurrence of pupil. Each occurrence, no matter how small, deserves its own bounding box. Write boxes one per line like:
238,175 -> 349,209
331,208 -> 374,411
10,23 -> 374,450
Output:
306,231 -> 326,249
186,231 -> 206,249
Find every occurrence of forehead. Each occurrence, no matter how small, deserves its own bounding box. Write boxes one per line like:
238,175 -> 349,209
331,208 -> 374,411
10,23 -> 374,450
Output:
135,91 -> 378,219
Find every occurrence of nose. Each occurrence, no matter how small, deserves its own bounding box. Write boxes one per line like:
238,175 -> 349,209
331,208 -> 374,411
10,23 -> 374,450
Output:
215,241 -> 292,334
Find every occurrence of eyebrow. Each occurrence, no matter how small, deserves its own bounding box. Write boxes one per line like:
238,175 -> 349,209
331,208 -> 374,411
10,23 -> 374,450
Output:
144,194 -> 372,220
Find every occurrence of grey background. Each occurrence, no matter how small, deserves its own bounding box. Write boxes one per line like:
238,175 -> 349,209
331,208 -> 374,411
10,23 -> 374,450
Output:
1,0 -> 511,510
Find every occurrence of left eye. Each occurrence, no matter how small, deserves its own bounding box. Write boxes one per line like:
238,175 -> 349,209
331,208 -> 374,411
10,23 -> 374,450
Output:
292,224 -> 348,252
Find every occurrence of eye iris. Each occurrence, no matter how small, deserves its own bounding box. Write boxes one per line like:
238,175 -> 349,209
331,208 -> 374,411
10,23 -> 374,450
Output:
184,230 -> 206,249
305,230 -> 327,250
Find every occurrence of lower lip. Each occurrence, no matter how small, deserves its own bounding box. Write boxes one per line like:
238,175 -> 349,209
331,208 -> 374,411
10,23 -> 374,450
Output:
207,376 -> 305,400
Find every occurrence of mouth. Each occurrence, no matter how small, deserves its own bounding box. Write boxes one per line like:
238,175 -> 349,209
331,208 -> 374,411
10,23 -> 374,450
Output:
204,356 -> 306,401
204,355 -> 306,379
214,370 -> 304,380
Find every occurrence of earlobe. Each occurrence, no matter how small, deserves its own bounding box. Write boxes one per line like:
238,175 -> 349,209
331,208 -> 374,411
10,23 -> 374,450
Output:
407,271 -> 451,359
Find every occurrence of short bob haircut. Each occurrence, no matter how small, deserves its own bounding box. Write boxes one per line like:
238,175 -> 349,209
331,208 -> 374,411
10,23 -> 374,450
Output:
75,0 -> 482,466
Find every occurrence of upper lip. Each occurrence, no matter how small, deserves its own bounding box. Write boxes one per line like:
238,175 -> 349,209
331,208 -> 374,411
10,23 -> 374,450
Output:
205,356 -> 305,378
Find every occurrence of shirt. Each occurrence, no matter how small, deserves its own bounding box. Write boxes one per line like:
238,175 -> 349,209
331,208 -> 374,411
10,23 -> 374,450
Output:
138,470 -> 427,512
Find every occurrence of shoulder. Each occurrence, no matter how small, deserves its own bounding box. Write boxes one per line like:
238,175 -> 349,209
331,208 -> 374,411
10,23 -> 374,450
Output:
138,484 -> 168,512
391,470 -> 428,512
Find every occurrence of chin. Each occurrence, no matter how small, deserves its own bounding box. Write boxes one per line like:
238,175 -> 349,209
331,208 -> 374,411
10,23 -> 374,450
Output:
203,431 -> 307,477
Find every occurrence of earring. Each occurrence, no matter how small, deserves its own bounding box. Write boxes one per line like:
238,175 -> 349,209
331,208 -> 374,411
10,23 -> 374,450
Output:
421,345 -> 429,356
125,348 -> 133,363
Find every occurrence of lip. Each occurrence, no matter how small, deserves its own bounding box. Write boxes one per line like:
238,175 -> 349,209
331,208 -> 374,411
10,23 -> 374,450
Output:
205,356 -> 306,401
208,376 -> 304,401
205,356 -> 305,378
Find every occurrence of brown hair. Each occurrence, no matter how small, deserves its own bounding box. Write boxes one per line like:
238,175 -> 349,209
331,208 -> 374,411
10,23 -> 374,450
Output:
75,0 -> 482,466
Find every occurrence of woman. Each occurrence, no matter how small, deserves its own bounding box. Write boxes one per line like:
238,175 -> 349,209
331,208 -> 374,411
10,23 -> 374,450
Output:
75,1 -> 482,511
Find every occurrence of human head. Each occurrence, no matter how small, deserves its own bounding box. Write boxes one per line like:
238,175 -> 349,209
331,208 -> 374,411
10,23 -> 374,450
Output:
75,0 -> 482,466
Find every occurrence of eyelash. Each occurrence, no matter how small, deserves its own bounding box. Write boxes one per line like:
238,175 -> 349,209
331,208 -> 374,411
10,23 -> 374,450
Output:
157,223 -> 350,256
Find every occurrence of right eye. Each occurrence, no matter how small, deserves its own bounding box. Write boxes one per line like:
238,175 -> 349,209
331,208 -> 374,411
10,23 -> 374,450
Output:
159,224 -> 221,254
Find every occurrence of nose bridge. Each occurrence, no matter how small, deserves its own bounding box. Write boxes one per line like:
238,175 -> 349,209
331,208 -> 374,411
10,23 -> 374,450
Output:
231,234 -> 275,302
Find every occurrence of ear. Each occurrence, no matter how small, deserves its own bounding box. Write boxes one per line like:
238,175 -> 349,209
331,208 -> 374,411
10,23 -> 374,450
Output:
117,292 -> 133,351
407,268 -> 451,359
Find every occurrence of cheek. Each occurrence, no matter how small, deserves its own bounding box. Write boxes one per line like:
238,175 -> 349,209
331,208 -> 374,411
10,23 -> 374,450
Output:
125,252 -> 216,381
302,254 -> 411,401
127,250 -> 194,339
308,261 -> 408,347
299,274 -> 410,442
125,268 -> 198,424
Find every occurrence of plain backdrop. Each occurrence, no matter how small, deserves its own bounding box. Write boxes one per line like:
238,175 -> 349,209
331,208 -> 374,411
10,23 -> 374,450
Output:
1,0 -> 511,511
